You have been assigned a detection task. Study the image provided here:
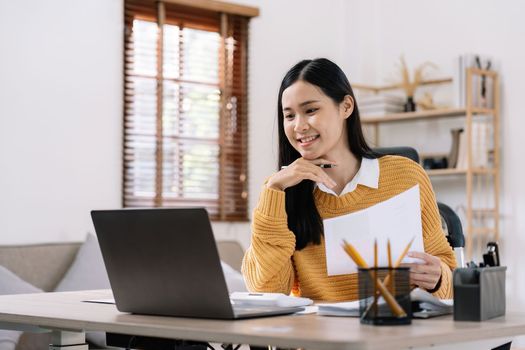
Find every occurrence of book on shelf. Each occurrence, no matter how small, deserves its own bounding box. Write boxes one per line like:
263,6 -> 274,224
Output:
453,54 -> 497,109
358,95 -> 405,115
453,120 -> 492,170
472,121 -> 491,168
448,128 -> 463,169
455,128 -> 468,170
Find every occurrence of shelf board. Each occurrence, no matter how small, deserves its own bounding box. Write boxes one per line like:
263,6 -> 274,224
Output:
426,168 -> 496,176
353,78 -> 453,93
472,208 -> 497,216
362,107 -> 496,124
471,168 -> 497,175
427,168 -> 467,176
471,107 -> 496,115
362,108 -> 466,124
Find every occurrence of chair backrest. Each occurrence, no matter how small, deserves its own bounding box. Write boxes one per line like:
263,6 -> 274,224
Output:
374,146 -> 420,163
372,146 -> 465,249
437,203 -> 465,248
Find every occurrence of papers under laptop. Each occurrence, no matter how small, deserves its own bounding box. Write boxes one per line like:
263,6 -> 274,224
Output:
89,208 -> 306,319
230,292 -> 313,307
88,292 -> 313,308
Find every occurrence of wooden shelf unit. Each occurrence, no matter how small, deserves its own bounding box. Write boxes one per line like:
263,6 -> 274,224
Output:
357,68 -> 500,259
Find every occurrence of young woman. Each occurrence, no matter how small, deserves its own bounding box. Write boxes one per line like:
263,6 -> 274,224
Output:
241,58 -> 456,301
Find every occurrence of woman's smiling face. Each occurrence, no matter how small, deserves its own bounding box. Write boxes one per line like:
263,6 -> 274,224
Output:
282,80 -> 352,160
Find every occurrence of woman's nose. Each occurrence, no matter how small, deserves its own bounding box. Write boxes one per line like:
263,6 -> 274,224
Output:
294,115 -> 309,132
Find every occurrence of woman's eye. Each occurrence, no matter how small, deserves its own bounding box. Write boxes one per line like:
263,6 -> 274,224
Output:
306,108 -> 318,114
284,114 -> 295,120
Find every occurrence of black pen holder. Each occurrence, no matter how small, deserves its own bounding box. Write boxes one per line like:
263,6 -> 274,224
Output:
358,267 -> 412,325
453,266 -> 506,321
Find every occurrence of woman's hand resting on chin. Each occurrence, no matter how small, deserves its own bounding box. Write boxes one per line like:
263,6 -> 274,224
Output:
266,158 -> 337,191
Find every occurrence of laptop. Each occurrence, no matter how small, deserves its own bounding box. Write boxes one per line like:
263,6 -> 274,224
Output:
90,208 -> 304,319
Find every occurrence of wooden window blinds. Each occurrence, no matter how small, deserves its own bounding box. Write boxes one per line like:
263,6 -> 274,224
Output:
124,0 -> 255,221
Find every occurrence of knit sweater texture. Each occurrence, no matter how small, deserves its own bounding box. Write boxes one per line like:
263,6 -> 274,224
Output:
242,155 -> 457,301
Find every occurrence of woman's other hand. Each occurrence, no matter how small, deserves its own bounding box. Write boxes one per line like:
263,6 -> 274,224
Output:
404,251 -> 442,291
266,158 -> 337,191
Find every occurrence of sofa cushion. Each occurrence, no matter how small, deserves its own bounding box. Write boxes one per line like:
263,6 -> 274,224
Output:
0,266 -> 43,350
53,234 -> 110,292
0,266 -> 42,295
0,243 -> 80,291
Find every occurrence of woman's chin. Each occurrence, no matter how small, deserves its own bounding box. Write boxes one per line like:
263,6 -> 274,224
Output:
299,151 -> 322,160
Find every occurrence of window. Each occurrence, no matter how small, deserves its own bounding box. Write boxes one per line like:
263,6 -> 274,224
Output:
123,0 -> 256,220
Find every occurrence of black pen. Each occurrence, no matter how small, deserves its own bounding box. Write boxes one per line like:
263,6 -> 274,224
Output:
280,164 -> 337,170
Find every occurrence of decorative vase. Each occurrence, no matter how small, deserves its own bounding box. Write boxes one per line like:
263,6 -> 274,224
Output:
404,96 -> 416,112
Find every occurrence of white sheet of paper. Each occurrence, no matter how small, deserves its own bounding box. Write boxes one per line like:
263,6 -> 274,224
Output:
324,184 -> 425,275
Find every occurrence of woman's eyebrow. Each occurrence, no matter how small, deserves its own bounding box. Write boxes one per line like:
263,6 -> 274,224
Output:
299,100 -> 320,107
283,100 -> 320,111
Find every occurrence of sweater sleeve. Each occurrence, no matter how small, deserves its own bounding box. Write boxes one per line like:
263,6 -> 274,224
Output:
416,165 -> 457,299
241,186 -> 296,294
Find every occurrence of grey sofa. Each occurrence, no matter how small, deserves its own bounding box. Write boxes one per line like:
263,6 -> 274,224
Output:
0,240 -> 245,350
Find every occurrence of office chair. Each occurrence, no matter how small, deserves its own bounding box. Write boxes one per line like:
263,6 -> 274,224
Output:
373,147 -> 465,249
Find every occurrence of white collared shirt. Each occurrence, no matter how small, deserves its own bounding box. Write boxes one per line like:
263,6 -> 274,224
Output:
317,157 -> 380,196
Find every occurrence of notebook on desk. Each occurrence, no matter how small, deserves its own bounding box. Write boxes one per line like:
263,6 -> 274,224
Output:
90,208 -> 304,319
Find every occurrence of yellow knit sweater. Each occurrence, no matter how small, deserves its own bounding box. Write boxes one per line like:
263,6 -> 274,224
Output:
242,155 -> 457,301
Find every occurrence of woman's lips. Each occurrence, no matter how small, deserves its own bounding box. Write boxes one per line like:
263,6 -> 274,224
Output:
298,135 -> 319,148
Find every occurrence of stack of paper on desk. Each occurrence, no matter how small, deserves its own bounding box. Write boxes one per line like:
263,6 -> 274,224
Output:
317,288 -> 453,317
411,288 -> 453,314
317,300 -> 361,317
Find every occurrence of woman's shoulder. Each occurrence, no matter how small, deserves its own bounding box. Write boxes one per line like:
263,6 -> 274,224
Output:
377,155 -> 428,182
378,154 -> 421,168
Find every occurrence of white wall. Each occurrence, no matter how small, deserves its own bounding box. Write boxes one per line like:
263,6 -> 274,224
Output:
0,0 -> 123,244
348,0 -> 525,310
2,0 -> 524,313
0,0 -> 350,247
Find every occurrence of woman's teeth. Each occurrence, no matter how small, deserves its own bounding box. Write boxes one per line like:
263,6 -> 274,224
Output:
299,135 -> 319,143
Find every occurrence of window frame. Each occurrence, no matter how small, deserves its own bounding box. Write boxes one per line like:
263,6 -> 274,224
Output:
123,0 -> 256,221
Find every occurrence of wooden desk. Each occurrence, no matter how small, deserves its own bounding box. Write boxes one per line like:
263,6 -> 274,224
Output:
0,290 -> 523,350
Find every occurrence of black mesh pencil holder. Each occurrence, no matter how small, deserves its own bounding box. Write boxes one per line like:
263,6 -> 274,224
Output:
358,267 -> 412,325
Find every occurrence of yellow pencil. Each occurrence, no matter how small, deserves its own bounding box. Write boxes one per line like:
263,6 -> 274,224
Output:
394,236 -> 415,267
374,239 -> 378,268
379,237 -> 414,288
387,238 -> 395,295
373,239 -> 378,316
342,239 -> 367,266
386,238 -> 392,269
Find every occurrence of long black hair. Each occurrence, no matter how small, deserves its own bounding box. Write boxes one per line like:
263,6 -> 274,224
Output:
277,58 -> 377,250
